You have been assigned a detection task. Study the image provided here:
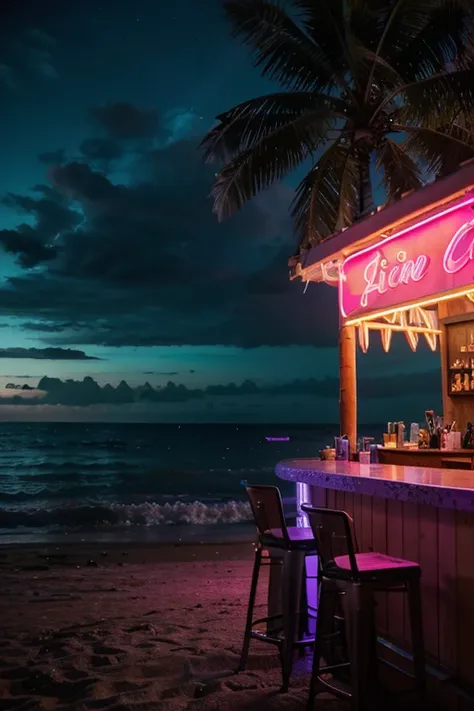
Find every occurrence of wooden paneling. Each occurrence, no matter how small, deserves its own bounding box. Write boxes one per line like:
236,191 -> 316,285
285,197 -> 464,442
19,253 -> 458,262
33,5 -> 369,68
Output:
308,484 -> 474,709
386,500 -> 405,644
419,504 -> 439,659
438,508 -> 457,671
439,296 -> 474,321
455,511 -> 474,687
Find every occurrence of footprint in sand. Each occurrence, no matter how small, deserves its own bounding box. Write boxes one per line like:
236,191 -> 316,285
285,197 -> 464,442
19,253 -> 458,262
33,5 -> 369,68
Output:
90,655 -> 114,668
92,645 -> 126,656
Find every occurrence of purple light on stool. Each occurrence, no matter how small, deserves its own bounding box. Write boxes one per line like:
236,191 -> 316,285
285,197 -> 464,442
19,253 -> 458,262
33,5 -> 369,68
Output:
295,482 -> 318,614
296,482 -> 311,528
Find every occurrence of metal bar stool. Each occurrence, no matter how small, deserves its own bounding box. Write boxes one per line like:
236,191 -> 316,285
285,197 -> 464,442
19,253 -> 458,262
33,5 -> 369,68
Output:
302,505 -> 426,711
238,484 -> 317,691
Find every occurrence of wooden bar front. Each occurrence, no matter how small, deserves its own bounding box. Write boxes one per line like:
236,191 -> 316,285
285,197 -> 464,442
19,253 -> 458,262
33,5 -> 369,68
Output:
309,486 -> 473,709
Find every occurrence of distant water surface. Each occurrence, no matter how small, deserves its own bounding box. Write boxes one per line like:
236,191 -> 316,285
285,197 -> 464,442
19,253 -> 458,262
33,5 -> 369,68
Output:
0,422 -> 382,543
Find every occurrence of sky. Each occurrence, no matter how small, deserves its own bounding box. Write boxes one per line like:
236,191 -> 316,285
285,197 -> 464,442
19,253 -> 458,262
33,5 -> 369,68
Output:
0,0 -> 442,423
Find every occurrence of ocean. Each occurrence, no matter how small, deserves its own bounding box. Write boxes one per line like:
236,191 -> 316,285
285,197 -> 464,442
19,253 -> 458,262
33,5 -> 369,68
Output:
0,422 -> 382,544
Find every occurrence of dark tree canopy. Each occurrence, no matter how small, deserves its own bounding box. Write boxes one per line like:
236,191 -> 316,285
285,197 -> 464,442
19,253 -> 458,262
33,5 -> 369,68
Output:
202,0 -> 474,249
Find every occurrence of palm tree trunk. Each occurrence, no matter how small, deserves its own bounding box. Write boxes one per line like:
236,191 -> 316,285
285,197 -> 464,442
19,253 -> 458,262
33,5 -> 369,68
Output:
357,147 -> 375,218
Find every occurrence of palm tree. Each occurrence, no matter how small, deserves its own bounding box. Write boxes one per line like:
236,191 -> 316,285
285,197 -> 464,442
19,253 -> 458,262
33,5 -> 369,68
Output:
201,0 -> 474,249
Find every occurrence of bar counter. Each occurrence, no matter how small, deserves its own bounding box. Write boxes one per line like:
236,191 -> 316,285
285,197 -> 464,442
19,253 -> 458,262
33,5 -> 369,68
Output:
276,458 -> 474,709
276,458 -> 474,511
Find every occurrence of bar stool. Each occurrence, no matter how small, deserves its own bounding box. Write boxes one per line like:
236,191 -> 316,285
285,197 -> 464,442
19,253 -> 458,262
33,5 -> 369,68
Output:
302,505 -> 426,711
238,484 -> 317,691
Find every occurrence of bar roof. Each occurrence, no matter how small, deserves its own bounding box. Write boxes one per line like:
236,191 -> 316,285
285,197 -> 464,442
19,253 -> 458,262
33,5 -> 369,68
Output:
295,160 -> 474,282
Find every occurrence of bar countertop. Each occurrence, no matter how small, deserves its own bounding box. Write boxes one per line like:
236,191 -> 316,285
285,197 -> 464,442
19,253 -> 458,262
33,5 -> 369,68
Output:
276,458 -> 474,511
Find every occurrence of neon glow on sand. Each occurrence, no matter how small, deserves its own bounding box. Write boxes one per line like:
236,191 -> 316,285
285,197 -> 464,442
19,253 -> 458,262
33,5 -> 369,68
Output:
340,196 -> 474,321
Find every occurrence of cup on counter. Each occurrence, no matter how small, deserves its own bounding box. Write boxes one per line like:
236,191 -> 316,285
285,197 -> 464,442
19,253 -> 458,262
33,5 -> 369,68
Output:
320,447 -> 336,460
359,450 -> 371,465
446,431 -> 461,449
335,436 -> 350,461
383,432 -> 397,448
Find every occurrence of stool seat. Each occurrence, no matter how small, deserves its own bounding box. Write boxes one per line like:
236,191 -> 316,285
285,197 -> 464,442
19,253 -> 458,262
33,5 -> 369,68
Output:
269,526 -> 317,541
335,552 -> 419,574
260,527 -> 317,551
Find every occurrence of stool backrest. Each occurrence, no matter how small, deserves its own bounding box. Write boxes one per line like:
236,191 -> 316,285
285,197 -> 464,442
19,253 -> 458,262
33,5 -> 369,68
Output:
244,484 -> 288,541
301,505 -> 358,576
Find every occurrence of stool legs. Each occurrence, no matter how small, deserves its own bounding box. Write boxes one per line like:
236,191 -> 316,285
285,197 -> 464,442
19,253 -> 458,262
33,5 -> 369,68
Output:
298,568 -> 310,656
407,575 -> 426,697
281,549 -> 305,692
238,545 -> 262,672
345,583 -> 379,711
307,579 -> 325,711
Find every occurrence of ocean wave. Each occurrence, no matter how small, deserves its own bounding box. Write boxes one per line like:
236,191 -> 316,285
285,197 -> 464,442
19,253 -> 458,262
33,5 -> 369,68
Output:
0,499 -> 254,528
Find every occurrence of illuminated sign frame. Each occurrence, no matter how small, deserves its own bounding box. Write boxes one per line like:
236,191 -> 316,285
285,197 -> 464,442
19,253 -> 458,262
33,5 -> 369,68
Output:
339,196 -> 474,324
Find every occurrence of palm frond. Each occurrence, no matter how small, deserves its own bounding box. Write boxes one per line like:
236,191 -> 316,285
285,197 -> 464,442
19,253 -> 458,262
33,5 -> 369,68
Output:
291,139 -> 359,248
293,0 -> 361,88
349,0 -> 394,53
398,123 -> 474,176
210,110 -> 336,221
351,40 -> 403,95
223,0 -> 336,91
200,92 -> 348,164
383,0 -> 473,82
376,137 -> 423,199
399,68 -> 474,128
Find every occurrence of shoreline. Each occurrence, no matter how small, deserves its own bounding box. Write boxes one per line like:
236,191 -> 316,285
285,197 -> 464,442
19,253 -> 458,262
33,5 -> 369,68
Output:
0,537 -> 257,570
0,520 -> 258,547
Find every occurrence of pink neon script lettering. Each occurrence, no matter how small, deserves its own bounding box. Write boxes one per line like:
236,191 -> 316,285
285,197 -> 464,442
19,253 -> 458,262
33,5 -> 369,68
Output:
360,252 -> 429,308
443,219 -> 474,274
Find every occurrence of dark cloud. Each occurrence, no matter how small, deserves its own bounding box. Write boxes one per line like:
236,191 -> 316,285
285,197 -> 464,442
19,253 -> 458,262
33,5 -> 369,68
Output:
0,347 -> 99,360
143,371 -> 179,376
31,184 -> 68,202
5,382 -> 34,390
0,102 -> 333,348
0,189 -> 81,267
0,27 -> 58,89
0,370 -> 440,408
91,102 -> 158,139
38,149 -> 67,166
79,138 -> 123,163
22,321 -> 77,333
0,374 -> 36,379
3,191 -> 81,237
50,162 -> 115,202
0,227 -> 57,268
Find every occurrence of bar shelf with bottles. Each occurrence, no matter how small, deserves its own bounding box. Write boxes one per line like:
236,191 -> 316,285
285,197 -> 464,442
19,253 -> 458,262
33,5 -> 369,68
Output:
376,410 -> 474,468
447,320 -> 474,395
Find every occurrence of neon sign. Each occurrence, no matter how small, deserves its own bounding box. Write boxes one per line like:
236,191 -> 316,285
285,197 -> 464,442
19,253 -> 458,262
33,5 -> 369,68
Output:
340,196 -> 474,320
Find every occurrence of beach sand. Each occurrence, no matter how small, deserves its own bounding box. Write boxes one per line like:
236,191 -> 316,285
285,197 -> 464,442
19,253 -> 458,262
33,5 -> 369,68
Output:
0,541 -> 439,710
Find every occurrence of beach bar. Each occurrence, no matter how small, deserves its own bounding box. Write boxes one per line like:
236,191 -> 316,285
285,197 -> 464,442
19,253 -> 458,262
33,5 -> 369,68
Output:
278,162 -> 474,707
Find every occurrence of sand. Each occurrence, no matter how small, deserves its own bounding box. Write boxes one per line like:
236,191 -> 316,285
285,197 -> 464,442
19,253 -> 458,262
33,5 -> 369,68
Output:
0,540 -> 438,711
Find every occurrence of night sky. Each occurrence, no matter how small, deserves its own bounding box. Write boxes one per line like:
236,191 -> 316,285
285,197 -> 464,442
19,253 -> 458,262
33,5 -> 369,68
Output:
0,0 -> 441,423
